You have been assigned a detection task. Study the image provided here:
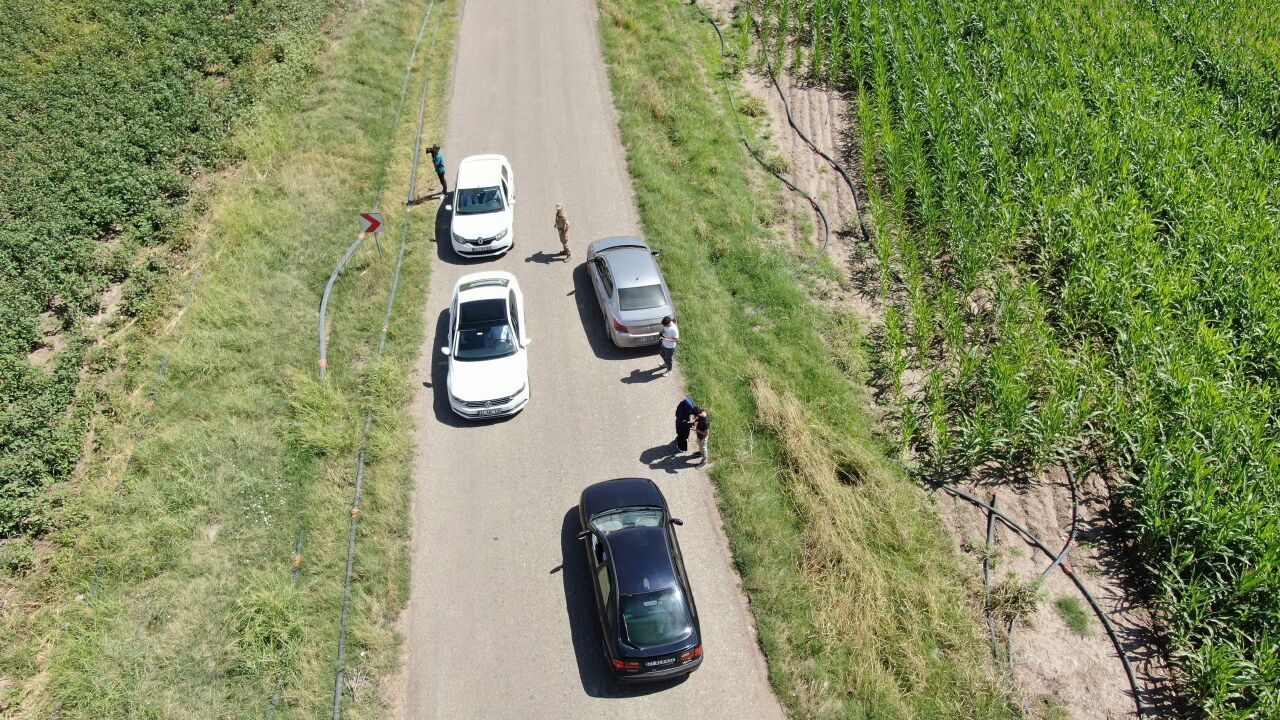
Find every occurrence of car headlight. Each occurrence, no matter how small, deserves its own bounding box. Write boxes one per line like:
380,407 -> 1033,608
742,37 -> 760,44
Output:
451,231 -> 466,244
492,228 -> 509,241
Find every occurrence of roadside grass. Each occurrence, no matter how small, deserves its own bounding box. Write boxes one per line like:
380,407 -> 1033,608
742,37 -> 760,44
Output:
0,0 -> 457,717
597,0 -> 1016,717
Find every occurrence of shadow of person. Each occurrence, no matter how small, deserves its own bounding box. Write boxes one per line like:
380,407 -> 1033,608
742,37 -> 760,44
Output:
639,443 -> 700,474
621,368 -> 664,384
526,251 -> 562,264
558,509 -> 681,698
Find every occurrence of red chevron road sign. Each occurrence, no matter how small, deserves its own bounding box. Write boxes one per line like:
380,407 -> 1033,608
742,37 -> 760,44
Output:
360,212 -> 383,234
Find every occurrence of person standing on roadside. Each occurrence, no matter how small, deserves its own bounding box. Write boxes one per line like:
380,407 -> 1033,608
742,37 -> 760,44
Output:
674,395 -> 696,452
429,145 -> 448,194
691,406 -> 711,466
658,316 -> 679,375
554,204 -> 571,258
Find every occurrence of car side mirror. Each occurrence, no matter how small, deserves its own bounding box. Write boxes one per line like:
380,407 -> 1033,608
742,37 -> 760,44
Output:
440,347 -> 451,356
522,337 -> 532,347
577,530 -> 591,541
445,204 -> 453,211
651,250 -> 661,258
669,518 -> 683,526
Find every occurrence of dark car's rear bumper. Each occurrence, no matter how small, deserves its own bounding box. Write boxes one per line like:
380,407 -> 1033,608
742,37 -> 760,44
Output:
613,655 -> 702,683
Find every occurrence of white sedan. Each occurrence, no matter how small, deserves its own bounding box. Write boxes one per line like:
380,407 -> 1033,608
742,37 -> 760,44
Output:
449,154 -> 515,257
442,271 -> 530,419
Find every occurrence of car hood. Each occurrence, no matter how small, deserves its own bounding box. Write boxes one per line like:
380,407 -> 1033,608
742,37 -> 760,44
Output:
451,210 -> 510,241
448,351 -> 527,402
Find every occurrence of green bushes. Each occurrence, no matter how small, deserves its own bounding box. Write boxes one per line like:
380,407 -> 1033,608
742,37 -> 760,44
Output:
0,0 -> 335,538
751,0 -> 1280,715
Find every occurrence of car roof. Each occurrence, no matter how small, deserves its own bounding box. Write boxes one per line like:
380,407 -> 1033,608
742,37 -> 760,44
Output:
453,271 -> 516,302
580,477 -> 667,518
456,154 -> 508,188
602,248 -> 662,288
605,526 -> 679,595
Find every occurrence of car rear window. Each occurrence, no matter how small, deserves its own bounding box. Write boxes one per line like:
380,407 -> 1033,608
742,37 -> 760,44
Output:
618,284 -> 666,311
620,588 -> 693,648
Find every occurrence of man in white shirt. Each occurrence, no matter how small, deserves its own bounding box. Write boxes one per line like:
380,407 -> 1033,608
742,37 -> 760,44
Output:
658,316 -> 679,375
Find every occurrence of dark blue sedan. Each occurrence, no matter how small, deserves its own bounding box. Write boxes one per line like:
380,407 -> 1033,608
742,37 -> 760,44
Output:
577,478 -> 703,682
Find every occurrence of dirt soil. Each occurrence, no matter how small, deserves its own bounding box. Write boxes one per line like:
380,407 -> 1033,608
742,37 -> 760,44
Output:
937,468 -> 1176,719
709,2 -> 1175,717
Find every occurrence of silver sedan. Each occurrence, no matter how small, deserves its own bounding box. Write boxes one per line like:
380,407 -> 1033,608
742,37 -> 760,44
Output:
585,236 -> 676,347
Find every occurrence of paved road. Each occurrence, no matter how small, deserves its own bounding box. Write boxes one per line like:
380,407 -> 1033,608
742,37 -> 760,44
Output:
400,0 -> 784,718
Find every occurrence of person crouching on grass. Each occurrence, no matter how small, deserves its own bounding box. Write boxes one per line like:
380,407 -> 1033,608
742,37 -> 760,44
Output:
691,406 -> 710,467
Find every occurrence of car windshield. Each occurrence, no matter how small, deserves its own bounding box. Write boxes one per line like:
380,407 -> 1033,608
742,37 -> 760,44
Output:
455,186 -> 504,214
454,298 -> 516,360
618,283 -> 666,311
590,508 -> 664,534
620,588 -> 693,648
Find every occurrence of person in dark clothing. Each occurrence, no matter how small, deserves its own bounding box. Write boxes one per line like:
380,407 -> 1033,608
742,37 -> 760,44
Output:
430,145 -> 448,194
406,145 -> 449,208
674,396 -> 696,452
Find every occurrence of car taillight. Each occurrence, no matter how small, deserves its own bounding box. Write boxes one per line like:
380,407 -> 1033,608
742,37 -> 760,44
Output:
611,317 -> 628,333
678,645 -> 703,662
612,658 -> 641,671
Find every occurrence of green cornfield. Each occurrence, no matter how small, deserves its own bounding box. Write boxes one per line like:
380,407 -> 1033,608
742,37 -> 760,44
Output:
747,0 -> 1280,716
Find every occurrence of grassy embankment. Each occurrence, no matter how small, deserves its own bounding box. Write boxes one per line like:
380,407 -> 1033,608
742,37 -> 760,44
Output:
598,0 -> 1018,717
0,0 -> 335,543
0,0 -> 457,717
751,0 -> 1280,715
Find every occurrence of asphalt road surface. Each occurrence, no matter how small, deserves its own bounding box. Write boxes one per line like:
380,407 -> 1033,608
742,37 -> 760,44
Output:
400,0 -> 785,718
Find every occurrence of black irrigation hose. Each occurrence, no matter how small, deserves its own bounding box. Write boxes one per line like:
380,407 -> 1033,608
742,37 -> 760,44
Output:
752,20 -> 871,249
1040,460 -> 1080,581
318,0 -> 441,377
929,478 -> 1144,718
327,2 -> 453,717
1001,461 -> 1080,713
689,0 -> 832,273
983,494 -> 1002,661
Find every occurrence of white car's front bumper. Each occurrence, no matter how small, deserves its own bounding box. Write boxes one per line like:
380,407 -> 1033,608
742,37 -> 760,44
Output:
448,383 -> 530,419
451,231 -> 513,257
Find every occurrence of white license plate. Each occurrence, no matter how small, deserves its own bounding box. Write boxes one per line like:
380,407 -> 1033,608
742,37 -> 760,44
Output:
478,408 -> 504,416
645,658 -> 676,667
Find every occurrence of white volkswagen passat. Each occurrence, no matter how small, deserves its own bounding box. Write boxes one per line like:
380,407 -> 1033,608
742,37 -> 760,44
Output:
449,154 -> 515,257
442,271 -> 530,419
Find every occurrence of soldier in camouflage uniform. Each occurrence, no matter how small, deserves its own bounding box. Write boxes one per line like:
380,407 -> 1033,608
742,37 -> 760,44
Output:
554,204 -> 571,258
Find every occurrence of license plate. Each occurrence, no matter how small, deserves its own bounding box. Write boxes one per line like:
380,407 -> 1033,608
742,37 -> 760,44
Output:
645,658 -> 676,667
478,408 -> 503,416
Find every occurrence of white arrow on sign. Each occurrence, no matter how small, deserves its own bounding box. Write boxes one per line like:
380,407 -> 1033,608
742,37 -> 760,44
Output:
360,212 -> 383,234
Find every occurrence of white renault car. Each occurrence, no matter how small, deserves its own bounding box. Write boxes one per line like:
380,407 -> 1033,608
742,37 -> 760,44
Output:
442,271 -> 530,419
449,154 -> 515,257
